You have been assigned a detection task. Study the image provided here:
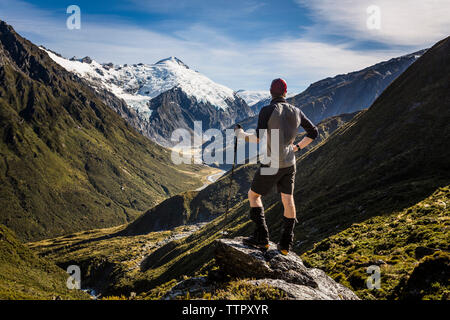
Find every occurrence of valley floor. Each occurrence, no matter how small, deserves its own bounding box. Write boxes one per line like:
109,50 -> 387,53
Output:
195,169 -> 226,191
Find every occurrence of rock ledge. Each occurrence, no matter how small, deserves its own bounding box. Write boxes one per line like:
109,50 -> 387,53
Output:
214,237 -> 359,300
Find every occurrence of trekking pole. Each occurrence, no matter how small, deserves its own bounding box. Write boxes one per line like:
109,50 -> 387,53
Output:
221,133 -> 238,237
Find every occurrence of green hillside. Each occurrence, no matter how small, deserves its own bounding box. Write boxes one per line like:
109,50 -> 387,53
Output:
29,185 -> 448,300
0,20 -> 203,241
0,224 -> 90,299
302,186 -> 449,300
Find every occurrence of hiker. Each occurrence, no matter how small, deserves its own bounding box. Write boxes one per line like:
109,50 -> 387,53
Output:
234,78 -> 318,255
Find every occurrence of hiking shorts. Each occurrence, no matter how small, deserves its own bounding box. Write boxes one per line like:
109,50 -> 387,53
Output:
250,164 -> 296,196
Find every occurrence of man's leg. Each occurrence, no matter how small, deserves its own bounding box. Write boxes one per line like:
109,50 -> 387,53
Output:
278,193 -> 297,255
248,189 -> 263,208
243,189 -> 269,249
281,193 -> 296,219
276,165 -> 297,255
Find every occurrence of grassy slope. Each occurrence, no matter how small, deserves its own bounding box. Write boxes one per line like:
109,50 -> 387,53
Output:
0,224 -> 90,299
302,186 -> 449,300
28,221 -> 214,296
134,186 -> 449,300
0,20 -> 203,241
30,186 -> 449,300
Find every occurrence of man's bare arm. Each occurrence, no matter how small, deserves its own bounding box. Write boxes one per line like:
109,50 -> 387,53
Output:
293,136 -> 313,152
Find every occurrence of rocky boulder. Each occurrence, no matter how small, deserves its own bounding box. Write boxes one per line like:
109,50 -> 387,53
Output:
214,237 -> 359,300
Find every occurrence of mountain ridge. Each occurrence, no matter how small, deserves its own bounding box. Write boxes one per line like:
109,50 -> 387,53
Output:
155,56 -> 190,69
0,20 -> 204,241
245,49 -> 426,129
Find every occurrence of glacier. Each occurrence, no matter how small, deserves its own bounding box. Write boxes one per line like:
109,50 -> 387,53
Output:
43,50 -> 238,120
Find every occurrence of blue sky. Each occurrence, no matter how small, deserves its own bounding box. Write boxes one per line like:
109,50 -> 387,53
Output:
23,0 -> 314,41
1,0 -> 449,92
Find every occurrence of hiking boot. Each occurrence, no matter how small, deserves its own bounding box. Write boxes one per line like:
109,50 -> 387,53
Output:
242,207 -> 269,251
278,217 -> 296,255
243,234 -> 270,251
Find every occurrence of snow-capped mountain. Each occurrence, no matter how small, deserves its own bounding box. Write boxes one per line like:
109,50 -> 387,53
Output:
44,51 -> 236,117
236,90 -> 270,106
236,90 -> 300,108
43,49 -> 255,146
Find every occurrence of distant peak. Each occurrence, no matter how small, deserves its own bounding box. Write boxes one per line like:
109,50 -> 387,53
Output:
80,56 -> 93,64
0,20 -> 14,33
155,56 -> 189,69
68,56 -> 93,64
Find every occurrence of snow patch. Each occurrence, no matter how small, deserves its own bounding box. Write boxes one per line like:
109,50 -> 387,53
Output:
236,90 -> 271,106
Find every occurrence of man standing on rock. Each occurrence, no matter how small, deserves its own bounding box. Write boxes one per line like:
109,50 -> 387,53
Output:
234,78 -> 318,255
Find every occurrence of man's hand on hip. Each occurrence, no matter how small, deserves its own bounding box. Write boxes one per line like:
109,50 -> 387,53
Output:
296,137 -> 314,151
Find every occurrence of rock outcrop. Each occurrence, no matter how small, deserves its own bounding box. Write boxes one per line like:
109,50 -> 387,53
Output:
163,277 -> 214,300
214,237 -> 359,300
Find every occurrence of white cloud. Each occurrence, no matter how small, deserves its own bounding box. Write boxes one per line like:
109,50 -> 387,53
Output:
128,0 -> 266,17
296,0 -> 450,47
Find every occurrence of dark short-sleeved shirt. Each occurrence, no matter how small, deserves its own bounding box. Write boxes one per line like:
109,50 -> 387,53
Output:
256,97 -> 318,168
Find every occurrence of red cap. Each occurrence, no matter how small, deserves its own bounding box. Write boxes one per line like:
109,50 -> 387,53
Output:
270,78 -> 287,97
